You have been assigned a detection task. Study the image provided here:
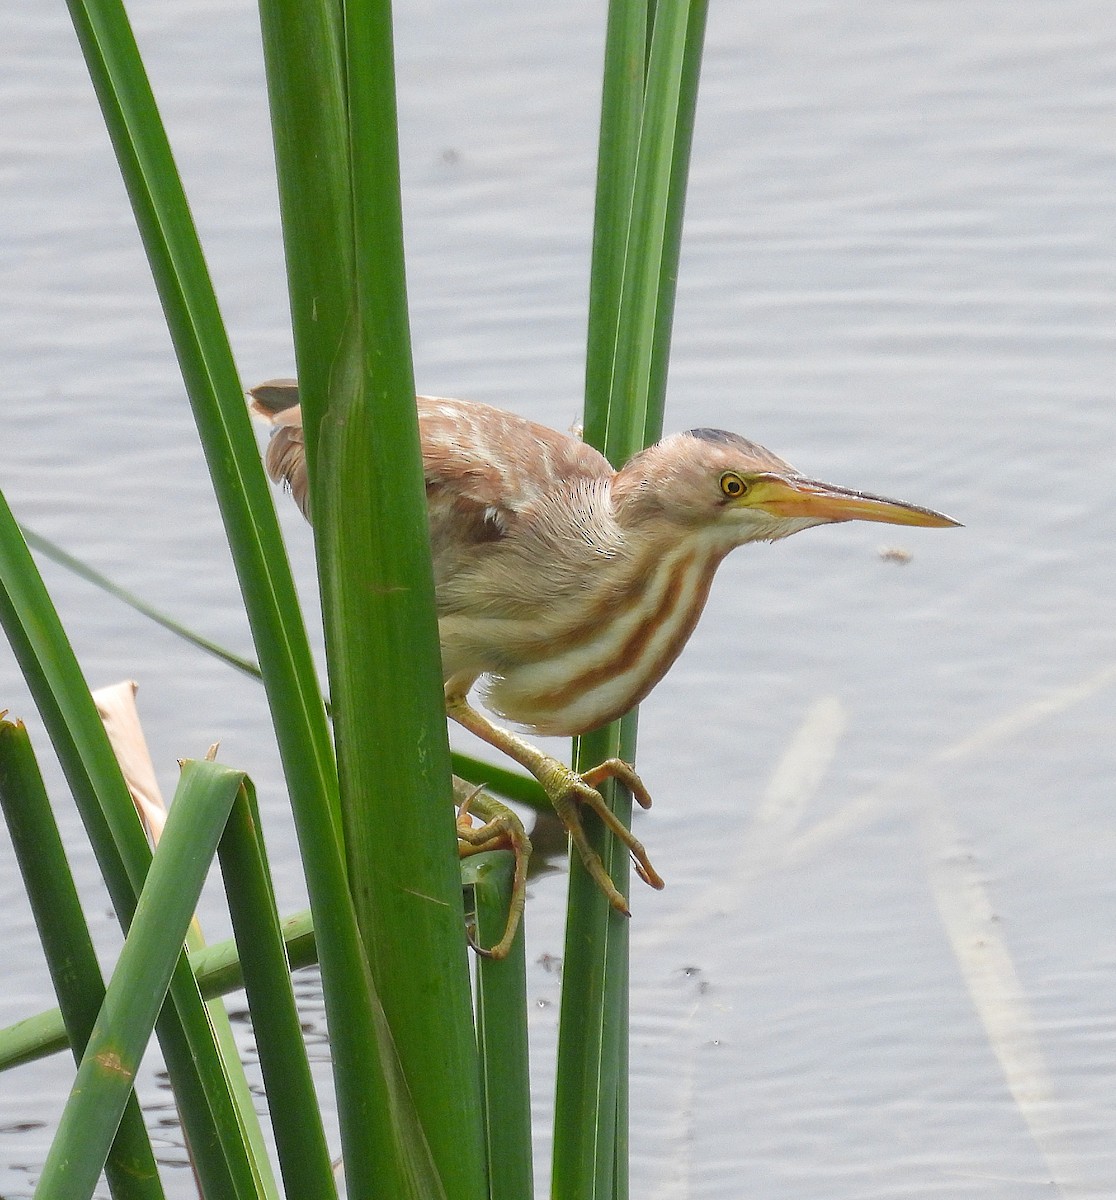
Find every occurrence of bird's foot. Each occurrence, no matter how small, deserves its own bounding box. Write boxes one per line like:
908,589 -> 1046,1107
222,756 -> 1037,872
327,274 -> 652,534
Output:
535,757 -> 665,915
454,782 -> 531,960
445,694 -> 663,917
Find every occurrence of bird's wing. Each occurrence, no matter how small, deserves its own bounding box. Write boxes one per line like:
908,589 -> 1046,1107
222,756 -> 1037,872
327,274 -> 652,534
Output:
417,396 -> 611,546
248,383 -> 613,543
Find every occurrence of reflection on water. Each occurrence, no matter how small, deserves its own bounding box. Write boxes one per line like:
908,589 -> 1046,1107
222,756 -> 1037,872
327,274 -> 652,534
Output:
2,0 -> 1114,1196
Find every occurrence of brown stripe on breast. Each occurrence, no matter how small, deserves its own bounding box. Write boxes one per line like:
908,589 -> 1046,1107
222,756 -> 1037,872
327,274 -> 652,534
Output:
515,540 -> 669,661
589,561 -> 720,728
535,549 -> 716,717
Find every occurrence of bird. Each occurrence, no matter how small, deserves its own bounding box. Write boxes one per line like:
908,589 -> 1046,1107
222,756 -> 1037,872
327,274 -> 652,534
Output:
250,379 -> 958,919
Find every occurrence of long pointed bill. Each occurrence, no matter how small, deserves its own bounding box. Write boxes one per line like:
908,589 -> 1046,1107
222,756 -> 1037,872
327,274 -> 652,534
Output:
754,477 -> 961,528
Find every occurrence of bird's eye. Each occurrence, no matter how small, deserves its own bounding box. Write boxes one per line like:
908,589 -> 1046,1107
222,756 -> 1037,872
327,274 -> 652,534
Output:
720,472 -> 749,499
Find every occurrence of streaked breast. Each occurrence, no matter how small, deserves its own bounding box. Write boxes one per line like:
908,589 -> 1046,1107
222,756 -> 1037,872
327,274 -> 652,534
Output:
484,544 -> 723,736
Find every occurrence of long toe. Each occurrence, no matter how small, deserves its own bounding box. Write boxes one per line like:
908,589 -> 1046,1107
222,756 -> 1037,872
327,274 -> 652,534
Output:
580,758 -> 653,810
550,789 -> 632,914
570,779 -> 665,891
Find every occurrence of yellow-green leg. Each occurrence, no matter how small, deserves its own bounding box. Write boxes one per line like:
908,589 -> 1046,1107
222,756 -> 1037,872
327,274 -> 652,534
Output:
446,694 -> 664,915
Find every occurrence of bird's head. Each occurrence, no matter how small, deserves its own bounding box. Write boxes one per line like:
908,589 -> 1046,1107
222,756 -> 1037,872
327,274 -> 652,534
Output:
613,427 -> 960,547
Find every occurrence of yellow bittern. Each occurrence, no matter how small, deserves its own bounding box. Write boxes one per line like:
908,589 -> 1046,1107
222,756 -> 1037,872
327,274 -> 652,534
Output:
251,381 -> 957,933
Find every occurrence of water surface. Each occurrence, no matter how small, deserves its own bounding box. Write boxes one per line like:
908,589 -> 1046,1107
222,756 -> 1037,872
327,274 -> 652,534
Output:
1,1 -> 1114,1196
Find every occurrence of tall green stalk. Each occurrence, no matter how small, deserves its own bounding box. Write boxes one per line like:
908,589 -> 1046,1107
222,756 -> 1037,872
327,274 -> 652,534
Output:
337,3 -> 487,1189
258,0 -> 485,1194
472,854 -> 533,1200
555,2 -> 709,1197
217,780 -> 338,1200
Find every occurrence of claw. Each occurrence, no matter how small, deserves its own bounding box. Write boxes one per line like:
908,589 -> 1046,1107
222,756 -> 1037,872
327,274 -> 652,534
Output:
455,780 -> 531,960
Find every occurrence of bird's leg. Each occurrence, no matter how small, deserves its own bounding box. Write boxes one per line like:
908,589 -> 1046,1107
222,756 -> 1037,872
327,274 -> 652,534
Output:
446,694 -> 664,915
453,778 -> 530,960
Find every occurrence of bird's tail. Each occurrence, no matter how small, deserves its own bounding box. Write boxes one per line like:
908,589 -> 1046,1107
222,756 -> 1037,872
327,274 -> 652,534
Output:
247,378 -> 310,519
248,378 -> 302,426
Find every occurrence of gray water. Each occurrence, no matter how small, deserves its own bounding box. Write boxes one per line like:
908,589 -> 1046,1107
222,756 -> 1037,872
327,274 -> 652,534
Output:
2,1 -> 1115,1196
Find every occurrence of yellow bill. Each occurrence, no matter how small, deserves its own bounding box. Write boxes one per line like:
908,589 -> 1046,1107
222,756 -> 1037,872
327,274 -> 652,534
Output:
751,476 -> 961,528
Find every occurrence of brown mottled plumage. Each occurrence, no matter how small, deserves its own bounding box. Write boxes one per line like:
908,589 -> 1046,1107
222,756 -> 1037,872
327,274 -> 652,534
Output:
250,379 -> 957,918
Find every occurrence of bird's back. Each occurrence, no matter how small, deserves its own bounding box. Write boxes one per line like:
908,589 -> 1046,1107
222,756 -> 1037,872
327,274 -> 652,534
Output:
249,381 -> 614,585
418,396 -> 611,564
